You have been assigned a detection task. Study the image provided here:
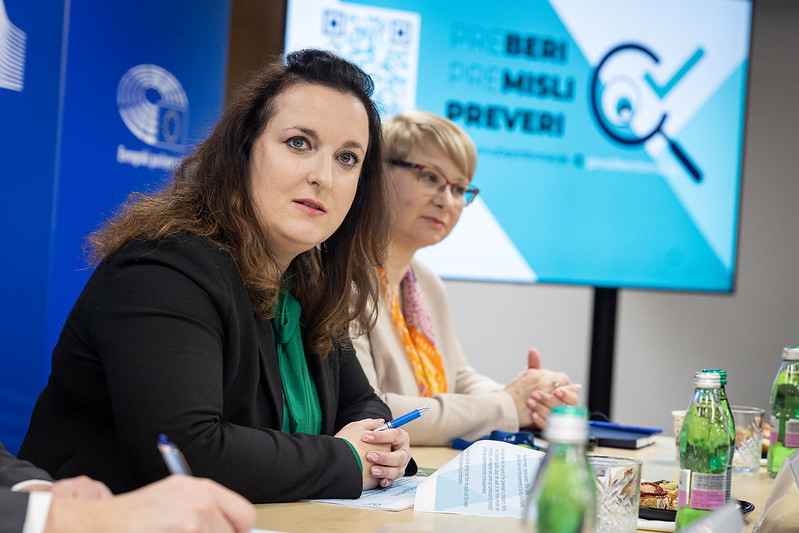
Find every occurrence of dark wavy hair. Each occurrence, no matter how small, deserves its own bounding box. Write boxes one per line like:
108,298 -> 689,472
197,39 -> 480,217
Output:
86,49 -> 389,355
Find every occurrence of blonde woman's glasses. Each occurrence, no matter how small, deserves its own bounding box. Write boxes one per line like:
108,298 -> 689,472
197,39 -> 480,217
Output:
388,159 -> 479,206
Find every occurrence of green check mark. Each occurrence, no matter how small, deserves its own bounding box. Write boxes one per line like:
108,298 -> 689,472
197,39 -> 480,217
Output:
644,48 -> 704,99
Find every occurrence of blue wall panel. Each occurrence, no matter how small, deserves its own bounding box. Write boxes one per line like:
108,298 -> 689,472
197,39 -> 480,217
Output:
0,0 -> 231,454
0,0 -> 68,455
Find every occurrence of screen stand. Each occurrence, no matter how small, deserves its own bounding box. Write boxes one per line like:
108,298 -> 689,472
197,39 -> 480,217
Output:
587,287 -> 618,420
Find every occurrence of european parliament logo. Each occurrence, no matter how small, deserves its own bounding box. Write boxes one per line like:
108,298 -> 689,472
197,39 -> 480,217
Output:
0,0 -> 26,92
116,64 -> 189,152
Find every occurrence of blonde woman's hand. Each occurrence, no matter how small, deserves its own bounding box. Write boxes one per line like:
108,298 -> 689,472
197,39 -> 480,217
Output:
527,383 -> 582,428
505,348 -> 581,428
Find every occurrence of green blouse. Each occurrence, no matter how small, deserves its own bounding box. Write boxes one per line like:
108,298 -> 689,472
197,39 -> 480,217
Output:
271,286 -> 322,435
271,281 -> 363,473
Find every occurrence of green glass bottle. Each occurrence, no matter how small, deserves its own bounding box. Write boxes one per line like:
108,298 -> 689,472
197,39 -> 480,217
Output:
676,371 -> 731,531
767,346 -> 799,477
523,405 -> 594,533
702,368 -> 735,501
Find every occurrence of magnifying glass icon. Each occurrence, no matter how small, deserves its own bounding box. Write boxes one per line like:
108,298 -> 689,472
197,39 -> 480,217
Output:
589,43 -> 702,182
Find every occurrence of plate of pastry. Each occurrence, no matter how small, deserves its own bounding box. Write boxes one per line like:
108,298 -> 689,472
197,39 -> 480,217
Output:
638,480 -> 754,521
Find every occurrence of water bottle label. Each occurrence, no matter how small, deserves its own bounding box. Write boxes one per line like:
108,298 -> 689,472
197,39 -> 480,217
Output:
678,469 -> 690,508
786,419 -> 799,447
679,469 -> 725,511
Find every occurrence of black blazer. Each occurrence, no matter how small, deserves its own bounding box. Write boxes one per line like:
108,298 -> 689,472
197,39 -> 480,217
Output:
1,442 -> 52,533
19,234 -> 404,502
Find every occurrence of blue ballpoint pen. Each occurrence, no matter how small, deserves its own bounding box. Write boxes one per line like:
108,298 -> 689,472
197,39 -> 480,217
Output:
158,434 -> 193,476
374,407 -> 429,431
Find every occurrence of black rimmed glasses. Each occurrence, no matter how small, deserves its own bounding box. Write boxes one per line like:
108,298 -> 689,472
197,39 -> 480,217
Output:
388,159 -> 479,206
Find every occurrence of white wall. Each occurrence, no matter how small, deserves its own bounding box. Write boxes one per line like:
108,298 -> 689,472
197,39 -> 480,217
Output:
441,1 -> 799,434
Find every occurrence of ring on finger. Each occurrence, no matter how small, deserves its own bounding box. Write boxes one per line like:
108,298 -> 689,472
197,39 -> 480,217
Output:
399,447 -> 411,464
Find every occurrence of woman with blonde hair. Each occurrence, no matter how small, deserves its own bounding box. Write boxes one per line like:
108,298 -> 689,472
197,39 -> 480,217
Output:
353,110 -> 580,446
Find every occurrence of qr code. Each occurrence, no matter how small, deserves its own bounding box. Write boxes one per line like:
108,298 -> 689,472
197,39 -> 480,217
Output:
286,1 -> 420,118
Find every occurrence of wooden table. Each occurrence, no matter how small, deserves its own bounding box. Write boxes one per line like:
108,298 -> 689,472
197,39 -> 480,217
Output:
254,436 -> 775,532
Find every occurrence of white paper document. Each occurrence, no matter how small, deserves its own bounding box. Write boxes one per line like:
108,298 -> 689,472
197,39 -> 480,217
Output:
309,475 -> 423,511
414,440 -> 545,518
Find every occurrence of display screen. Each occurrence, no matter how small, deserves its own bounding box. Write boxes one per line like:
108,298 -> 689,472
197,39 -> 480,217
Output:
285,0 -> 752,292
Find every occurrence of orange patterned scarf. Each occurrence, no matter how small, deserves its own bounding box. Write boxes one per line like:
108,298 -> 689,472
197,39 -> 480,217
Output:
379,267 -> 447,397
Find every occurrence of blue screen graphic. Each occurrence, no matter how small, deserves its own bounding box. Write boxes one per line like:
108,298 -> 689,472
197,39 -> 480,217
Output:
285,0 -> 752,292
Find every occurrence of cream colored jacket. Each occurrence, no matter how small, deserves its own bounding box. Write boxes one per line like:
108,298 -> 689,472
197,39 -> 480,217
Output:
352,259 -> 518,446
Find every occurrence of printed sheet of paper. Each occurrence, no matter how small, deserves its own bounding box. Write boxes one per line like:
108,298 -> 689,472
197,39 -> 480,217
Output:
414,440 -> 545,518
308,475 -> 423,511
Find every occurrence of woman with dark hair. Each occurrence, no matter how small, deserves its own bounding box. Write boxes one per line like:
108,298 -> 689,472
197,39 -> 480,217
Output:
19,49 -> 414,503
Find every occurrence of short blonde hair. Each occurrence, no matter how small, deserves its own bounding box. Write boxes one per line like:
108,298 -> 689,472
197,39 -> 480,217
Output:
383,110 -> 477,180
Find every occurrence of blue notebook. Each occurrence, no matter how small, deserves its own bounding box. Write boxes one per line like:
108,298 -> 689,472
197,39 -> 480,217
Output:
588,421 -> 662,449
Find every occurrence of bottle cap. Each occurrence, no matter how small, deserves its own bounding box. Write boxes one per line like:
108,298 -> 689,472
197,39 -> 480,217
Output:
543,405 -> 588,443
694,371 -> 721,389
783,347 -> 799,361
702,368 -> 727,385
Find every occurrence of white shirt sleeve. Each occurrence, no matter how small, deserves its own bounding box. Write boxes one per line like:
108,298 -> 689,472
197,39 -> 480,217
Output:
11,479 -> 53,491
22,491 -> 53,533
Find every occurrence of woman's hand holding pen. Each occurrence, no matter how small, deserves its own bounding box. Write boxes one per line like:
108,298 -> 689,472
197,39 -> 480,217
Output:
335,418 -> 412,490
361,422 -> 412,488
44,476 -> 256,533
335,419 -> 391,489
